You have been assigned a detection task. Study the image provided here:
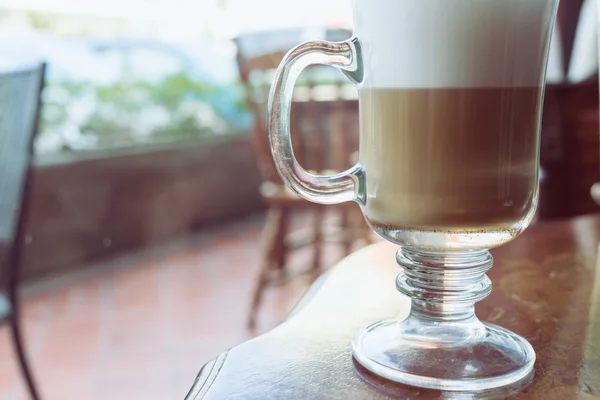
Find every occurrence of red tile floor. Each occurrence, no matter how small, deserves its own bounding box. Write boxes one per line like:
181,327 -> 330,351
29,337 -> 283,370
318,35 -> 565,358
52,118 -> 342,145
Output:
0,211 -> 359,399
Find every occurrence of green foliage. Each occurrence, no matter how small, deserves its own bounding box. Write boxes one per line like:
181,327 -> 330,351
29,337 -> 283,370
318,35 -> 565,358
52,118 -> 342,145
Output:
37,71 -> 251,153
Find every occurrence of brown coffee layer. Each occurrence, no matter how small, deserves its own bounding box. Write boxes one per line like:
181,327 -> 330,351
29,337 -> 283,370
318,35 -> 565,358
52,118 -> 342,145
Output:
359,87 -> 541,230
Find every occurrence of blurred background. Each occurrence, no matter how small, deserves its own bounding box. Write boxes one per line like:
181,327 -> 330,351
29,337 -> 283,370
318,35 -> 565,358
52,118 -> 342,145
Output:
0,0 -> 597,399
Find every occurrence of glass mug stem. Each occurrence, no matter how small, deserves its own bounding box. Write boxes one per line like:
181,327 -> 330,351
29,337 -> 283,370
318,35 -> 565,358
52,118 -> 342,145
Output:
396,249 -> 492,325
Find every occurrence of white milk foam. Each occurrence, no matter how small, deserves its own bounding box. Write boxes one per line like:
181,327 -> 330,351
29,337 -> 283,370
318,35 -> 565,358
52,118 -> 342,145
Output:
353,0 -> 557,89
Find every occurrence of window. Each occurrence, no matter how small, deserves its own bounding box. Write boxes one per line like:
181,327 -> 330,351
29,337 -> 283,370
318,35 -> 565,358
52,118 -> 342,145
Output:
0,0 -> 352,155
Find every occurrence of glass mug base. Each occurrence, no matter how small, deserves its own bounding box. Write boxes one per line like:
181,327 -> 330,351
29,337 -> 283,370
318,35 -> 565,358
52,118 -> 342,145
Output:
350,248 -> 536,392
352,319 -> 535,391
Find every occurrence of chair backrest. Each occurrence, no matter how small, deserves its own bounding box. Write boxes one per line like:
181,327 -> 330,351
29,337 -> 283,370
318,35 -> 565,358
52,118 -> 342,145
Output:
558,0 -> 586,78
234,28 -> 359,185
0,63 -> 45,276
538,0 -> 600,219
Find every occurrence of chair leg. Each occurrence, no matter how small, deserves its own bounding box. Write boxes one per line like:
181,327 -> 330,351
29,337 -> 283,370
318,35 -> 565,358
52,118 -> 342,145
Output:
340,208 -> 353,256
311,207 -> 324,276
247,208 -> 284,330
273,208 -> 290,271
351,207 -> 371,245
9,316 -> 40,400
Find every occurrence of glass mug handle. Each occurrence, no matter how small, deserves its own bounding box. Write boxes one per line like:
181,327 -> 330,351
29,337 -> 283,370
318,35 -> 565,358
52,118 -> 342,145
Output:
268,38 -> 365,205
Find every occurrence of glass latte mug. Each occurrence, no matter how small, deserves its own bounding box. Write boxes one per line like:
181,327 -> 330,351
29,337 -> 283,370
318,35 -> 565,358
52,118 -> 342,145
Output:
268,0 -> 559,391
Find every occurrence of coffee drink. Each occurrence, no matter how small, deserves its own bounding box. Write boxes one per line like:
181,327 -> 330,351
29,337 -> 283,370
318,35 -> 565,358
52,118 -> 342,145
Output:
355,0 -> 555,237
360,87 -> 540,232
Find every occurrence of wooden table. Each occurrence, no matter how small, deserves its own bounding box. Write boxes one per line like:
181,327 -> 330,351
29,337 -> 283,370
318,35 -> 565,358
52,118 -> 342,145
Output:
186,215 -> 600,399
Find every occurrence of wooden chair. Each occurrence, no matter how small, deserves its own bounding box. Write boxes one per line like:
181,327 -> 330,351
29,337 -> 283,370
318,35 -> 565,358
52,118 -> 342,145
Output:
0,62 -> 46,400
234,28 -> 372,328
539,0 -> 600,219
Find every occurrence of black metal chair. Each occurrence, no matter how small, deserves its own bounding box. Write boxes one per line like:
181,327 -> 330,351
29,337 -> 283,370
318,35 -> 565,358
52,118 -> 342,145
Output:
0,62 -> 46,400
